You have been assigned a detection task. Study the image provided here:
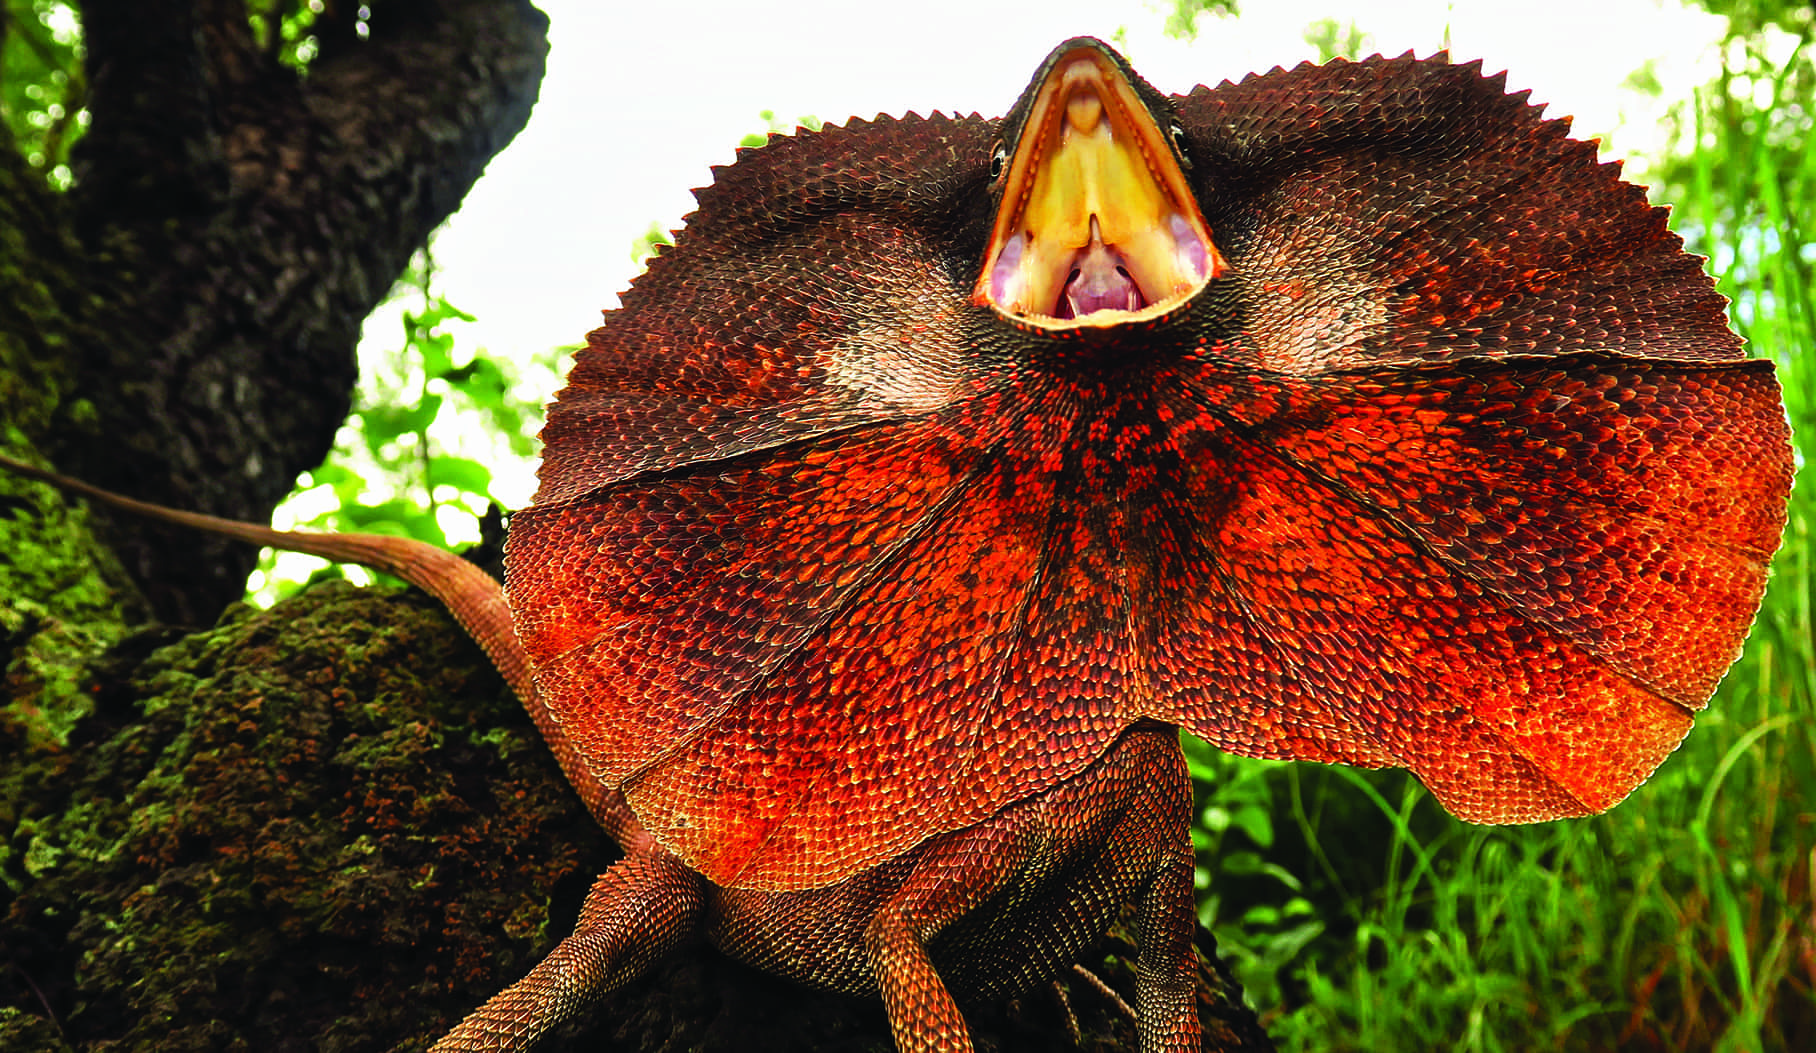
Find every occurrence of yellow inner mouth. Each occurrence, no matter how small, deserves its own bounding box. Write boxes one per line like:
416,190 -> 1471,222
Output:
974,50 -> 1224,329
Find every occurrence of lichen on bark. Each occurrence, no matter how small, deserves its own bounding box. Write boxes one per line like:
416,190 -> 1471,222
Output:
0,581 -> 613,1051
0,133 -> 141,750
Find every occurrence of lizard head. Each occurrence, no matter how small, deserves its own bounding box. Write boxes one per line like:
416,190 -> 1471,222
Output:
972,37 -> 1226,330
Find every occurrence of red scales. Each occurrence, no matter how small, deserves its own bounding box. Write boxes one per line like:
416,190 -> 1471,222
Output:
509,40 -> 1789,892
486,36 -> 1791,1051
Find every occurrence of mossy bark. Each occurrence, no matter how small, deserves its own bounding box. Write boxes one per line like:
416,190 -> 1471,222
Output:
5,0 -> 551,627
0,583 -> 611,1050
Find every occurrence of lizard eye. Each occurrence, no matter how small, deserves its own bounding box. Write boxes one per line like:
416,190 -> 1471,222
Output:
988,141 -> 1007,181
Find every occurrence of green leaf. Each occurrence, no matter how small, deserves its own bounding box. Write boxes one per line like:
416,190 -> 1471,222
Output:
1231,803 -> 1275,849
427,456 -> 493,496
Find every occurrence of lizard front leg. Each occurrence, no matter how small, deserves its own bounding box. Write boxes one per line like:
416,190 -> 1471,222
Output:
862,815 -> 1042,1053
1131,740 -> 1200,1053
867,906 -> 977,1053
864,802 -> 1060,1045
431,847 -> 703,1052
862,725 -> 1203,1053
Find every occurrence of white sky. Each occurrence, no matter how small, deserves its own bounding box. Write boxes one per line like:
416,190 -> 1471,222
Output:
330,0 -> 1726,523
420,0 -> 1723,368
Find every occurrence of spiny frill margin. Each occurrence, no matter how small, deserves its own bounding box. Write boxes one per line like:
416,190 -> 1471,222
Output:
508,54 -> 1790,893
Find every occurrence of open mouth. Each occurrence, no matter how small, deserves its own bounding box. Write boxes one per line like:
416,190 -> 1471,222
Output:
973,45 -> 1225,330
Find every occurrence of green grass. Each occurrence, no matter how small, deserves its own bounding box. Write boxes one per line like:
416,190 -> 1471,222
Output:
1192,50 -> 1816,1053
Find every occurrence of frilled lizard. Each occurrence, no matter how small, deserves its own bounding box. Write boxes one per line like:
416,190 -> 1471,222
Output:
2,37 -> 1792,1053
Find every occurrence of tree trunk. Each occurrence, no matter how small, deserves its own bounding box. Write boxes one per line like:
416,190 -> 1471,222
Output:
15,0 -> 551,627
0,4 -> 1274,1050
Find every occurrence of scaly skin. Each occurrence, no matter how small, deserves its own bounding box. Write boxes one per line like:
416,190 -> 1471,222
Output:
500,37 -> 1791,1046
3,38 -> 1793,1053
508,44 -> 1792,904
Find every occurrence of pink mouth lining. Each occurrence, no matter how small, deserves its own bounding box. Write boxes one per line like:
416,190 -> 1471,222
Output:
1056,239 -> 1144,319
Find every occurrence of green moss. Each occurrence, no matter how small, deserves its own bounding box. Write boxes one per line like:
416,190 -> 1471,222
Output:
0,456 -> 137,746
0,153 -> 141,749
0,581 -> 613,1050
0,1005 -> 71,1053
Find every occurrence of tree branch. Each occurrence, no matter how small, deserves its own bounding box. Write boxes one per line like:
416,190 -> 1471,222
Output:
70,0 -> 229,225
45,0 -> 549,624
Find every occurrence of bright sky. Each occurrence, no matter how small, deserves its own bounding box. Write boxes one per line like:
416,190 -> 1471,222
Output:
333,0 -> 1727,516
422,0 -> 1722,367
266,0 -> 1727,592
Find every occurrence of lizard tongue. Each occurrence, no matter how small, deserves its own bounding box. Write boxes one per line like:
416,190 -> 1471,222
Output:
1057,219 -> 1145,319
971,42 -> 1225,331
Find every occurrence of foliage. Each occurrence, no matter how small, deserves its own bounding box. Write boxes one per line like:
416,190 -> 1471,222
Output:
251,251 -> 558,604
246,0 -> 331,70
629,221 -> 675,268
1196,8 -> 1815,1051
1162,0 -> 1241,41
740,108 -> 823,150
1302,18 -> 1373,63
1,0 -> 83,189
1690,0 -> 1814,38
